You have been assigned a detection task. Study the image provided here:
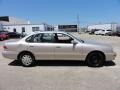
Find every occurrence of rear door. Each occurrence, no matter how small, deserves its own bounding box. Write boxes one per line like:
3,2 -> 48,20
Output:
26,33 -> 55,60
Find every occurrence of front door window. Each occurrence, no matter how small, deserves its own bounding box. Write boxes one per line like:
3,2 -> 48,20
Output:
54,33 -> 73,43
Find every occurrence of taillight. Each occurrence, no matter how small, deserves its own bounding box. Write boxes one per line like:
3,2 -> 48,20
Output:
3,46 -> 8,49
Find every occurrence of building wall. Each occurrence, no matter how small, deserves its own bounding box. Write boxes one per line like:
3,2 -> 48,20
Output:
55,25 -> 77,32
3,24 -> 54,35
88,24 -> 117,32
54,26 -> 58,31
0,16 -> 30,25
9,17 -> 30,25
0,16 -> 54,35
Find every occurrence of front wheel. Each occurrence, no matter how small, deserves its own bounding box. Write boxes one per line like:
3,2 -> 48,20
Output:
86,52 -> 105,67
20,53 -> 35,67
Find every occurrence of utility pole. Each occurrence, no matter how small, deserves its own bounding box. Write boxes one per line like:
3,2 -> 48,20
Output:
77,13 -> 80,33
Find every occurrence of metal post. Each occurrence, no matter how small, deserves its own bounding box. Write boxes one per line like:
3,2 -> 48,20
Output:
77,13 -> 80,33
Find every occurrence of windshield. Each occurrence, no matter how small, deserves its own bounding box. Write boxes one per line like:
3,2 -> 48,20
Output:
67,33 -> 84,43
107,30 -> 112,31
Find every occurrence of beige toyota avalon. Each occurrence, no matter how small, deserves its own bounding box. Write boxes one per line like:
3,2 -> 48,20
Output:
2,31 -> 116,67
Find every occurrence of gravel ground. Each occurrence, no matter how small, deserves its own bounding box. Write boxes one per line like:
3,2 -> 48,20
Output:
0,34 -> 120,90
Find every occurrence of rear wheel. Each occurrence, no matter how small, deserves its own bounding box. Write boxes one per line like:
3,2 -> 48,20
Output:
19,53 -> 35,67
86,52 -> 105,67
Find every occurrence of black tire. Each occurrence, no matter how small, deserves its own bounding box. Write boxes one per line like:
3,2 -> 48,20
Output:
19,53 -> 35,67
105,34 -> 108,36
0,38 -> 4,41
86,52 -> 105,67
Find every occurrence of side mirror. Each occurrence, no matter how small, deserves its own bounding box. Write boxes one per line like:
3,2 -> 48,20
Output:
71,40 -> 78,44
81,40 -> 84,43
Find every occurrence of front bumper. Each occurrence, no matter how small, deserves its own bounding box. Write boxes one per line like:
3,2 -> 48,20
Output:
106,52 -> 117,61
2,51 -> 18,60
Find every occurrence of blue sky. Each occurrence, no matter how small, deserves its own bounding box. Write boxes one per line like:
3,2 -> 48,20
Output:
0,0 -> 120,26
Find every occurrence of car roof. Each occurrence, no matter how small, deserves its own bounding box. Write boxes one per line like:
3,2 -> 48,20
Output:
33,31 -> 68,34
22,31 -> 69,40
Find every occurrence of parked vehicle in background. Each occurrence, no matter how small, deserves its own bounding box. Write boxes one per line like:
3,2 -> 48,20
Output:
89,29 -> 100,35
94,29 -> 103,35
106,31 -> 117,36
0,30 -> 8,33
2,31 -> 116,67
7,32 -> 21,38
101,30 -> 112,35
116,31 -> 120,37
94,29 -> 112,35
21,32 -> 27,38
0,32 -> 9,41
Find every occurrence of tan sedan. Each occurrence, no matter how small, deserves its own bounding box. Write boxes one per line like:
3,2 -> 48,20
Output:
2,31 -> 116,67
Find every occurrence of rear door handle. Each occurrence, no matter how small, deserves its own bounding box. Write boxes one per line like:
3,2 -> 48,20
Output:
56,46 -> 61,48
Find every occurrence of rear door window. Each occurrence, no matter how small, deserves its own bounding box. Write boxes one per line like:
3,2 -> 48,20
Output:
26,33 -> 55,43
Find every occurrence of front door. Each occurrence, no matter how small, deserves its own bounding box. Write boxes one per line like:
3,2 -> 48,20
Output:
54,33 -> 82,60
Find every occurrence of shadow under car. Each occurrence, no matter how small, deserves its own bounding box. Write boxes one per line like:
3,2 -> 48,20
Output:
8,60 -> 116,67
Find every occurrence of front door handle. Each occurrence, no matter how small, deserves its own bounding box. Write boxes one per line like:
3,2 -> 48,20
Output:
30,46 -> 34,47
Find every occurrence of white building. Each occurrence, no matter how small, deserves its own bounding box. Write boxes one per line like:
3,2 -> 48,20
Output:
88,23 -> 118,32
3,23 -> 54,35
0,16 -> 54,35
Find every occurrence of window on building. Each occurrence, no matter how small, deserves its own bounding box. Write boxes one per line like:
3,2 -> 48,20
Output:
32,27 -> 40,32
22,27 -> 25,32
47,27 -> 50,31
3,27 -> 6,29
13,28 -> 16,32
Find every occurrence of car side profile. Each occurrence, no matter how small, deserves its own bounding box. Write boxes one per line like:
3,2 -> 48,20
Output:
94,29 -> 103,35
7,32 -> 21,38
101,30 -> 112,35
2,31 -> 116,67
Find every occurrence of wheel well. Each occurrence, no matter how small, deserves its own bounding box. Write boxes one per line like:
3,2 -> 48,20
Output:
17,51 -> 35,60
86,51 -> 106,61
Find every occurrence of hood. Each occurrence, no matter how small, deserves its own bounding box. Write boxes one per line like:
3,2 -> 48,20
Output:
83,40 -> 112,48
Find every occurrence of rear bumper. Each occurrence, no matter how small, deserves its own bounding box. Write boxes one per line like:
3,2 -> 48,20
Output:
106,52 -> 117,61
2,51 -> 18,60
